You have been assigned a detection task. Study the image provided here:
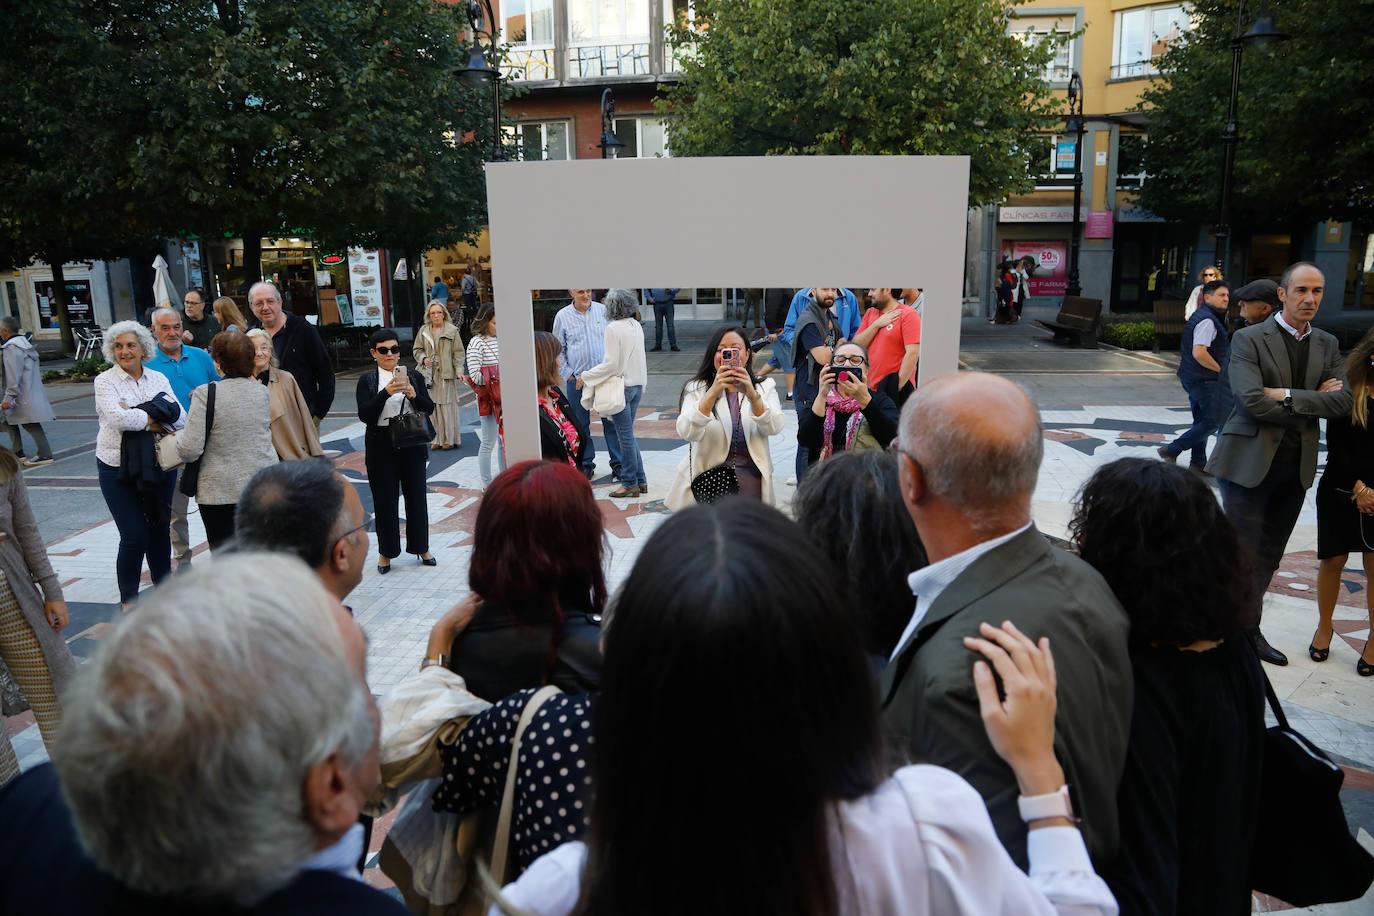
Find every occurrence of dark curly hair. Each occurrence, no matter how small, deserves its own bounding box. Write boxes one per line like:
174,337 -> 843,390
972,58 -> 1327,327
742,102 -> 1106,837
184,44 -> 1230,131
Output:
1070,458 -> 1252,645
794,450 -> 927,658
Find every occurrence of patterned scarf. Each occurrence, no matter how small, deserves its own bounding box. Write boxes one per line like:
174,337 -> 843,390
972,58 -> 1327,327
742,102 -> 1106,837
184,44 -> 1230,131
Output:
819,388 -> 864,461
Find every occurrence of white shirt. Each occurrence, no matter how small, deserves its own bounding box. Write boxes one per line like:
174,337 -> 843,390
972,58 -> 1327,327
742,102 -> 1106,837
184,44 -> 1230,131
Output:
93,365 -> 184,466
375,367 -> 406,426
299,822 -> 366,881
579,318 -> 648,391
492,765 -> 1117,916
1274,311 -> 1312,341
1192,319 -> 1218,349
889,522 -> 1034,662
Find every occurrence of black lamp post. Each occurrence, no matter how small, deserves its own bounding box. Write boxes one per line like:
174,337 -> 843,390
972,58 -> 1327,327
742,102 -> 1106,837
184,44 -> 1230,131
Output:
1215,1 -> 1288,274
598,88 -> 624,159
457,0 -> 504,161
1065,71 -> 1085,297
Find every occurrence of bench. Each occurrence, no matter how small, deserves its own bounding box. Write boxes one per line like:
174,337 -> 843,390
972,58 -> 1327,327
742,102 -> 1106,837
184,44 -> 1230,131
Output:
1152,298 -> 1186,352
1035,296 -> 1103,349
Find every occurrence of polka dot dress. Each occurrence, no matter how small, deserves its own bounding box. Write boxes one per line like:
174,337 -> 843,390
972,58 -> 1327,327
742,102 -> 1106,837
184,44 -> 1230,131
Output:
433,688 -> 596,871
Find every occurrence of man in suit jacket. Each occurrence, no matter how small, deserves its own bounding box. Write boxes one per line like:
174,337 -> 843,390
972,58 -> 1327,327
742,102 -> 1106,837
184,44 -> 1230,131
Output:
883,372 -> 1132,869
1206,262 -> 1351,665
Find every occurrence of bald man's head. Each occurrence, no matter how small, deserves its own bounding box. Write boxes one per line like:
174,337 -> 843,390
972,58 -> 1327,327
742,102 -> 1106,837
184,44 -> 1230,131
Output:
896,372 -> 1042,530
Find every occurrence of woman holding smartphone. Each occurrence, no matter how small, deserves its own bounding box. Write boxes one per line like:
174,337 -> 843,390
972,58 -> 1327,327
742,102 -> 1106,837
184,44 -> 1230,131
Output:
796,342 -> 899,467
667,326 -> 784,508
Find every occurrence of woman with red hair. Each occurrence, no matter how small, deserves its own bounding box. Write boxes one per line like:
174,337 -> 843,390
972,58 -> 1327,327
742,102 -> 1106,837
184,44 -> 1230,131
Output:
430,459 -> 605,701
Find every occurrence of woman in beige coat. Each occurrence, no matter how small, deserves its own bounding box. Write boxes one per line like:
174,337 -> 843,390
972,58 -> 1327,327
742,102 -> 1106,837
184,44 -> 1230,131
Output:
412,300 -> 466,450
0,447 -> 73,787
247,328 -> 323,461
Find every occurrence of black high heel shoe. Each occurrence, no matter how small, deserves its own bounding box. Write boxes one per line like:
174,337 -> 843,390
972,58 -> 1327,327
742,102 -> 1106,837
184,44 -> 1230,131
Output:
377,560 -> 392,575
1358,653 -> 1373,677
420,554 -> 437,567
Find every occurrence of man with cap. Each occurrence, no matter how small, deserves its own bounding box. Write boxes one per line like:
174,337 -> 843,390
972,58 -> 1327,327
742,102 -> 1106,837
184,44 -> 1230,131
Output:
1211,279 -> 1281,462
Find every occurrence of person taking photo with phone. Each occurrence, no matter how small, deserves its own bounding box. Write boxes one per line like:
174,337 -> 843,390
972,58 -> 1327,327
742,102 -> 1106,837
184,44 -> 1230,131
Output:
797,342 -> 899,467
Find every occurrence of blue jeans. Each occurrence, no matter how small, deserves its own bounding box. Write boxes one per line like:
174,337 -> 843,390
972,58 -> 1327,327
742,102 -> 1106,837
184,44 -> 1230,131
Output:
1218,458 -> 1307,626
1167,378 -> 1218,467
564,377 -> 623,476
612,385 -> 646,487
652,303 -> 677,348
478,412 -> 506,486
98,460 -> 175,603
794,374 -> 814,480
766,336 -> 791,371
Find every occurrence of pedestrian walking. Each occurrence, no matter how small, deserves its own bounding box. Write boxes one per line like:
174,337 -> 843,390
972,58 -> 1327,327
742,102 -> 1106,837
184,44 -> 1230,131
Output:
1158,279 -> 1230,472
412,300 -> 466,450
0,318 -> 56,468
465,304 -> 505,487
357,328 -> 435,573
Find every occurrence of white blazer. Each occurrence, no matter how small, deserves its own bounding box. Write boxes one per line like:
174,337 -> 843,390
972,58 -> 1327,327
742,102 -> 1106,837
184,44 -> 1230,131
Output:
666,377 -> 785,509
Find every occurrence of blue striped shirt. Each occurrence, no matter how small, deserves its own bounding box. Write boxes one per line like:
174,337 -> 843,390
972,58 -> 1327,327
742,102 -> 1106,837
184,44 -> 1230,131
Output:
552,300 -> 608,378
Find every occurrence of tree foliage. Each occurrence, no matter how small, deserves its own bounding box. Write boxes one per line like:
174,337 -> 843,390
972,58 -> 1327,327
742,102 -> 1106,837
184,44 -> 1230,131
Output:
1137,0 -> 1374,231
658,0 -> 1063,205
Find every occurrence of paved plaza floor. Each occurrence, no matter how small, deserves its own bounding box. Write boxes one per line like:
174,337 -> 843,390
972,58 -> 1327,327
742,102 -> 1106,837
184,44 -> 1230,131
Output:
5,306 -> 1373,911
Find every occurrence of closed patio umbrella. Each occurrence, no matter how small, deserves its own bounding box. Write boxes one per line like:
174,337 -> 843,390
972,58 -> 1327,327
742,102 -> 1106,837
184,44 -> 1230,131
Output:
152,255 -> 177,311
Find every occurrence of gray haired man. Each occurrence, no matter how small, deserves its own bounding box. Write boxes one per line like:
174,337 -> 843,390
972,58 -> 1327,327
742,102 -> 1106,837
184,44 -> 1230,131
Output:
0,316 -> 56,467
0,554 -> 403,914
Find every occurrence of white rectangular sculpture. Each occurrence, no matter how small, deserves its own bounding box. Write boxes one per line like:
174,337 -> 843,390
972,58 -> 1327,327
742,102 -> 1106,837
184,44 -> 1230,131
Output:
485,155 -> 971,462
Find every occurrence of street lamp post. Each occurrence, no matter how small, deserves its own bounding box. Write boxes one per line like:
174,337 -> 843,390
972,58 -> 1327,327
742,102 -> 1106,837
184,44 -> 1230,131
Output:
1065,72 -> 1085,298
598,88 -> 624,159
457,0 -> 504,162
1215,1 -> 1288,274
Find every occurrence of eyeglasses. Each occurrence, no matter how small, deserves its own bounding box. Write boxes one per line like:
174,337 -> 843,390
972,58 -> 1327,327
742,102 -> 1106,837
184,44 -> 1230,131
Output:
334,513 -> 374,546
832,355 -> 866,367
888,441 -> 922,472
1202,272 -> 1219,279
373,346 -> 401,355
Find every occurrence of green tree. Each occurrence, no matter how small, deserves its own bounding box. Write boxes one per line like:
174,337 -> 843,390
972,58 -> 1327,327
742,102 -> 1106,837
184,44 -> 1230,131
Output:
658,0 -> 1063,204
1137,0 -> 1374,233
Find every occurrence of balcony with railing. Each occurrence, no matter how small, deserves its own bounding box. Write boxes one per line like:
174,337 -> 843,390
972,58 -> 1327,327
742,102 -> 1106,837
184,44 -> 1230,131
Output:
567,41 -> 652,78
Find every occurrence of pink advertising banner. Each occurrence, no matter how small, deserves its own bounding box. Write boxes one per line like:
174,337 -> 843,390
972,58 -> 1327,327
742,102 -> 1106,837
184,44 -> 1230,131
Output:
1003,241 -> 1067,296
1085,210 -> 1114,239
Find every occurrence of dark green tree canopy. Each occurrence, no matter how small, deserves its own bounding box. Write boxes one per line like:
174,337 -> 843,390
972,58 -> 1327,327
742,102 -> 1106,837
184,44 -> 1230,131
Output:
658,0 -> 1064,205
1137,0 -> 1374,230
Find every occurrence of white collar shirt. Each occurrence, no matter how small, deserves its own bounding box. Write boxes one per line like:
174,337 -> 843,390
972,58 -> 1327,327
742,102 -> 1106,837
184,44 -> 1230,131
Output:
889,522 -> 1033,662
93,364 -> 184,466
375,366 -> 405,426
1274,311 -> 1312,341
298,822 -> 366,881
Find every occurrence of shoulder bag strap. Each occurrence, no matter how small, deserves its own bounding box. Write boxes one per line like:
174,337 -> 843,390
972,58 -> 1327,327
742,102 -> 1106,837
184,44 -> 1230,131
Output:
490,684 -> 562,884
1260,666 -> 1289,730
203,382 -> 216,448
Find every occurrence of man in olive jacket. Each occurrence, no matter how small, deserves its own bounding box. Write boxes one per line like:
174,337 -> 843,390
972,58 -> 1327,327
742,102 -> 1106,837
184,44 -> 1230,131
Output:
882,372 -> 1132,869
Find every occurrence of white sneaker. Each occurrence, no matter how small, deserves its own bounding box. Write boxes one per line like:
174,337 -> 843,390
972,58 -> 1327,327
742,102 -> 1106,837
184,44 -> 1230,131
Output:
786,476 -> 796,486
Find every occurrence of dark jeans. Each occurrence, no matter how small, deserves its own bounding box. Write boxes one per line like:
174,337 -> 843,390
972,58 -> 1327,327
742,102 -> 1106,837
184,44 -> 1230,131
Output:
794,375 -> 814,481
652,303 -> 677,348
199,504 -> 237,553
365,434 -> 430,558
1219,458 -> 1307,626
1167,378 -> 1218,467
97,460 -> 175,603
563,376 -> 622,476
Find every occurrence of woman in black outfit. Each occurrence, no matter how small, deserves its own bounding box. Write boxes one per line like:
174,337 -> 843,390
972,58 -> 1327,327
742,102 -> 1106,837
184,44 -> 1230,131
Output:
796,342 -> 898,466
1073,458 -> 1264,916
356,328 -> 435,573
534,330 -> 590,469
1312,326 -> 1374,675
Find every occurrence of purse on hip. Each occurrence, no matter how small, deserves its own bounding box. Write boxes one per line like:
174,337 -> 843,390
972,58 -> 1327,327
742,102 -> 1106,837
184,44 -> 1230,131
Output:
179,382 -> 216,498
588,375 -> 625,416
687,440 -> 738,504
1249,669 -> 1374,905
389,387 -> 434,449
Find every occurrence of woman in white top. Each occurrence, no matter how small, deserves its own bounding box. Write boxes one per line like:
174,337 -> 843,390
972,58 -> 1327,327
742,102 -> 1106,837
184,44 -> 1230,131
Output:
1183,266 -> 1222,319
667,326 -> 784,508
490,500 -> 1117,916
93,321 -> 184,609
578,289 -> 648,498
465,304 -> 505,487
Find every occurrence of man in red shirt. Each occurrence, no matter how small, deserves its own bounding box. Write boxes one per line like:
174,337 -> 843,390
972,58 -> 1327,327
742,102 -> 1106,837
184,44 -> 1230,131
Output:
854,287 -> 921,399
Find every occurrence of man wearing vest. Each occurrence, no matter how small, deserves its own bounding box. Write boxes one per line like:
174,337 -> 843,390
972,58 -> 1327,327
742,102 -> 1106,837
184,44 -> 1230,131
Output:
1207,262 -> 1351,666
1158,279 -> 1230,472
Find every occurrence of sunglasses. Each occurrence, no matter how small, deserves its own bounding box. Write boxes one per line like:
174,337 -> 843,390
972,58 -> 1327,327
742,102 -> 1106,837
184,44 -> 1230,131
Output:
373,345 -> 401,355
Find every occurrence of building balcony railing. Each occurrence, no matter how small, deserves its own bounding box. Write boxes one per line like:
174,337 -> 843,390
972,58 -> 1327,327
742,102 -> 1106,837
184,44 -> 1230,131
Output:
503,45 -> 558,82
568,41 -> 652,78
1110,61 -> 1159,80
1041,64 -> 1073,83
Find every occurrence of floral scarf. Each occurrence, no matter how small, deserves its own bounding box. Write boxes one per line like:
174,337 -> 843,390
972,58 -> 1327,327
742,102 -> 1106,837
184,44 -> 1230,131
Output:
819,388 -> 864,461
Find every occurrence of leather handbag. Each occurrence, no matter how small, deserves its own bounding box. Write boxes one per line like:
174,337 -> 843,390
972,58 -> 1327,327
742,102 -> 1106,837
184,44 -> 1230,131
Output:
389,395 -> 434,449
1249,671 -> 1374,905
687,440 -> 738,504
179,383 -> 215,498
155,431 -> 184,472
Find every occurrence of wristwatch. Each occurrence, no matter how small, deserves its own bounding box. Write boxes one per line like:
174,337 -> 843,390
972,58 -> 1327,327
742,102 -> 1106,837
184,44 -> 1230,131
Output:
419,654 -> 449,671
1017,785 -> 1076,823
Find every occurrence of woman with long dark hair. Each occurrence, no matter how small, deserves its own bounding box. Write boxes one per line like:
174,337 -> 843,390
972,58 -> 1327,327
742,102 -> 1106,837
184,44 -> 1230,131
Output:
438,460 -> 604,701
1072,457 -> 1263,915
667,325 -> 784,508
494,500 -> 1115,915
1311,327 -> 1374,675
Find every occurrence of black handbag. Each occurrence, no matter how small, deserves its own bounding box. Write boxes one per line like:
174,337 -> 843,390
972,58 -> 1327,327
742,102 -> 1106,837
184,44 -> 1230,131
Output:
1249,670 -> 1374,906
179,382 -> 215,498
688,441 -> 738,504
388,381 -> 433,449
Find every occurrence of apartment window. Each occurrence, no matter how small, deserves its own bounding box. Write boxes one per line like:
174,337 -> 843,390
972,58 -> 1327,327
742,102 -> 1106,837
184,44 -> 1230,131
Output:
506,121 -> 572,160
568,0 -> 652,77
502,0 -> 557,80
1011,16 -> 1074,83
1022,134 -> 1077,184
611,117 -> 670,158
1117,133 -> 1149,188
1112,4 -> 1191,79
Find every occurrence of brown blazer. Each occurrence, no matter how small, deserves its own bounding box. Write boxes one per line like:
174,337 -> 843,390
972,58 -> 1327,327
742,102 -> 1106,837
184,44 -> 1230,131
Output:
264,367 -> 323,461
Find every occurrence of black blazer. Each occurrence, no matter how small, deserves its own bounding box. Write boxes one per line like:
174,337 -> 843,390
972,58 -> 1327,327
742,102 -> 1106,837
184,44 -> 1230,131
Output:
538,386 -> 589,467
356,368 -> 435,443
